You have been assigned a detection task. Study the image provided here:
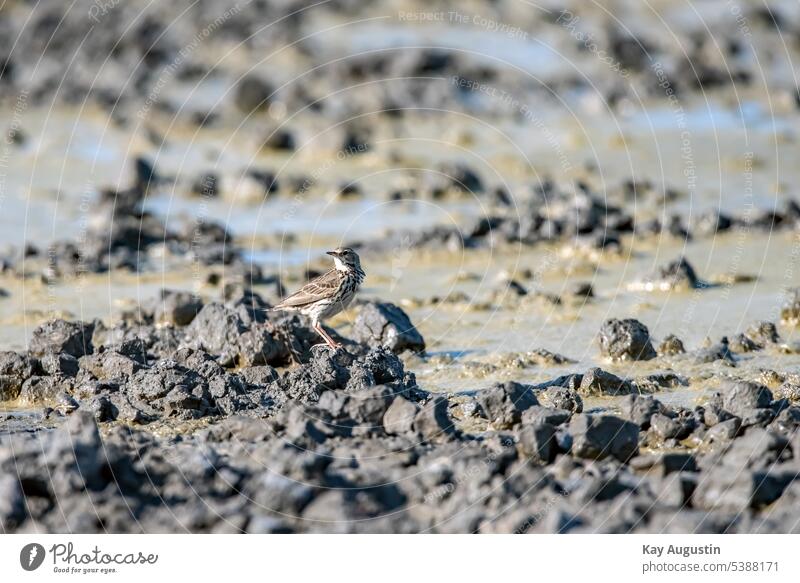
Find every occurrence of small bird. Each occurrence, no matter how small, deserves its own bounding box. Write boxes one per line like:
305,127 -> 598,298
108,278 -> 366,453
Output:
272,247 -> 365,348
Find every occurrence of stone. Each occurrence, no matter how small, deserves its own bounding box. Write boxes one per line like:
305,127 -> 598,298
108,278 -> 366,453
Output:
476,381 -> 538,429
598,318 -> 656,361
383,396 -> 419,435
40,352 -> 80,377
619,394 -> 665,428
721,380 -> 772,416
351,302 -> 425,354
0,351 -> 36,400
630,258 -> 699,291
517,423 -> 557,464
29,319 -> 94,358
537,386 -> 583,413
568,414 -> 639,461
235,75 -> 273,114
657,334 -> 686,356
18,376 -> 60,405
579,367 -> 633,395
154,289 -> 203,326
186,303 -> 246,365
413,396 -> 455,441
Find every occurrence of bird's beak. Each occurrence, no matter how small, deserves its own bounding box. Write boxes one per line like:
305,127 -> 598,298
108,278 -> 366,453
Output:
326,250 -> 338,257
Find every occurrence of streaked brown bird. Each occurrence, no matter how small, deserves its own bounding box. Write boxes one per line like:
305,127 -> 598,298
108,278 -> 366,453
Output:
272,247 -> 365,348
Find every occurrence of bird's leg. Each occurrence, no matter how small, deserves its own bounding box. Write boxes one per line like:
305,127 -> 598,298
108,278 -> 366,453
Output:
313,323 -> 341,349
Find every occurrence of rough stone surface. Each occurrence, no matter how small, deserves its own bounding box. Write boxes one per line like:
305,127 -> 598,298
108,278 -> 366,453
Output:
598,319 -> 656,361
352,302 -> 426,354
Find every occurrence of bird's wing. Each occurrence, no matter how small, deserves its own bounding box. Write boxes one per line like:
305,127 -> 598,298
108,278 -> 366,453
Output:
273,269 -> 340,309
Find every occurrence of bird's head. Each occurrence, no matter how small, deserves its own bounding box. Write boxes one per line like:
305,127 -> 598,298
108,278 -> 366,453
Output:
327,247 -> 363,275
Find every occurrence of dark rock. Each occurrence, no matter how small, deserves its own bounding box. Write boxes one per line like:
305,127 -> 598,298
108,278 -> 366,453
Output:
29,319 -> 94,358
239,365 -> 279,387
234,75 -> 273,114
721,380 -> 773,416
633,258 -> 699,291
352,302 -> 425,354
744,321 -> 780,346
521,405 -> 572,427
476,381 -> 538,429
413,396 -> 455,441
18,376 -> 60,405
270,349 -> 352,404
517,422 -> 557,464
190,173 -> 219,198
687,339 -> 736,364
704,417 -> 742,442
263,129 -> 296,151
237,326 -> 282,366
721,428 -> 790,470
537,386 -> 583,413
619,394 -> 665,428
40,352 -> 80,377
694,468 -> 792,512
0,351 -> 37,400
629,453 -> 697,476
383,396 -> 419,435
703,404 -> 734,426
79,351 -> 143,379
729,334 -> 761,353
649,413 -> 693,440
598,318 -> 656,361
568,414 -> 639,461
579,367 -> 633,395
657,334 -> 686,356
153,289 -> 203,326
0,474 -> 26,528
186,303 -> 246,365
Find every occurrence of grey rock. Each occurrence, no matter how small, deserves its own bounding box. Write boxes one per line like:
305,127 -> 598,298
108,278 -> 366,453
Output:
40,352 -> 79,377
517,423 -> 557,464
186,303 -> 246,365
721,428 -> 790,470
538,386 -> 583,412
79,351 -> 143,379
579,367 -> 633,396
632,257 -> 699,291
352,302 -> 425,354
153,289 -> 203,326
237,326 -> 281,366
413,396 -> 455,441
29,319 -> 94,358
0,351 -> 36,400
629,452 -> 697,477
657,334 -> 686,356
521,405 -> 572,427
744,321 -> 780,346
18,376 -> 60,405
694,468 -> 791,512
619,394 -> 665,428
476,381 -> 538,429
383,396 -> 419,435
721,380 -> 773,416
239,365 -> 279,387
0,474 -> 26,528
568,414 -> 639,461
705,418 -> 742,442
598,318 -> 656,361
